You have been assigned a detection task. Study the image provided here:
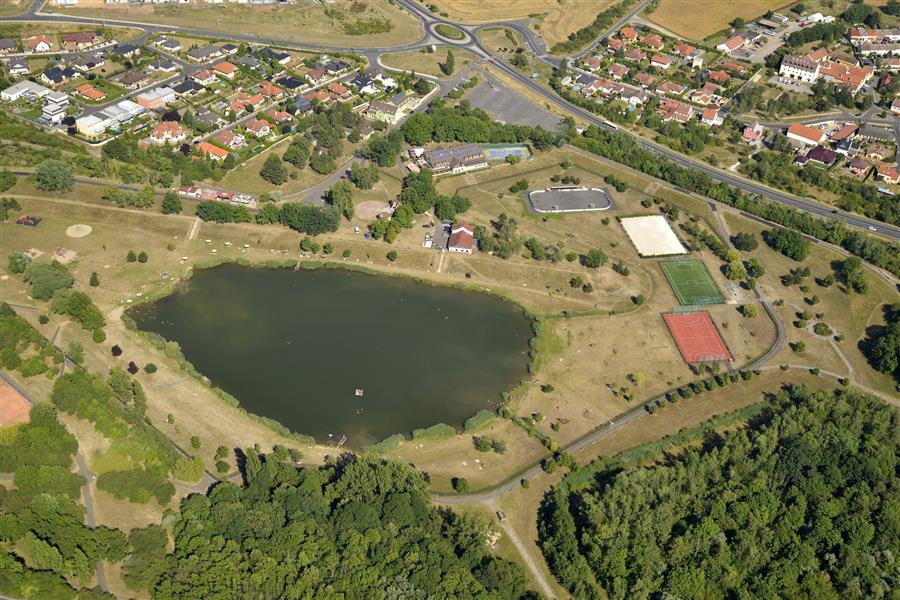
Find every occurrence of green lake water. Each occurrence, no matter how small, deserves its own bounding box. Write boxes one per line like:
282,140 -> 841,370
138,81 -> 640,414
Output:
129,264 -> 532,447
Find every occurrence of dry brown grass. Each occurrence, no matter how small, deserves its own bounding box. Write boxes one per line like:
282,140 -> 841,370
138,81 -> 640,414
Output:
429,0 -> 614,47
381,45 -> 479,78
721,211 -> 898,396
649,0 -> 791,40
54,0 -> 423,48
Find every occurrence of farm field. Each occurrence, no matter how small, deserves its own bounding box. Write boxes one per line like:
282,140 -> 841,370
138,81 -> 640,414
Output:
428,0 -> 614,47
648,0 -> 791,40
381,45 -> 479,78
52,0 -> 423,47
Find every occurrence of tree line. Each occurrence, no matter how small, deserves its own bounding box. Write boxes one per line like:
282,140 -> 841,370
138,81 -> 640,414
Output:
539,384 -> 899,599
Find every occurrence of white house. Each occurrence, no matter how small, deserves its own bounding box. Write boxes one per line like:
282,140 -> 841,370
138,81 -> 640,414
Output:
779,55 -> 820,83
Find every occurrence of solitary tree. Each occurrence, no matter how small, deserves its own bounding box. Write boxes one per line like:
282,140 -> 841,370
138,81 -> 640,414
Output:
35,160 -> 74,192
326,181 -> 355,220
442,49 -> 455,76
260,154 -> 289,185
161,191 -> 183,215
89,272 -> 100,287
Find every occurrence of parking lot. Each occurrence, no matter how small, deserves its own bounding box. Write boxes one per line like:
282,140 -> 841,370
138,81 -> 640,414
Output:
465,70 -> 561,130
526,187 -> 615,213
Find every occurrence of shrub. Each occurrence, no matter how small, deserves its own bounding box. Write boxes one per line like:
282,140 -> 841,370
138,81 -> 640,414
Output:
452,477 -> 469,493
144,363 -> 157,374
190,436 -> 201,449
171,456 -> 204,482
463,409 -> 495,432
92,329 -> 106,344
386,250 -> 398,262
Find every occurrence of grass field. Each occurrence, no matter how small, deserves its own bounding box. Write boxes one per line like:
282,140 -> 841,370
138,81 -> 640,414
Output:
428,0 -> 614,48
648,0 -> 791,40
381,46 -> 478,78
53,0 -> 423,48
660,260 -> 724,305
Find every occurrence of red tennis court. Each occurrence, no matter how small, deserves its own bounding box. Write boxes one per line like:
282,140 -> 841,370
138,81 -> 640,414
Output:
663,312 -> 732,364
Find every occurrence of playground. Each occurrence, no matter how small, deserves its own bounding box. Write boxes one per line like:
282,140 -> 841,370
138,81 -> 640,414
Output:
661,260 -> 724,306
663,312 -> 732,365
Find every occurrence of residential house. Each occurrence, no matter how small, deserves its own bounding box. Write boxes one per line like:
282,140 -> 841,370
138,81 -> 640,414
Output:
259,47 -> 291,64
641,34 -> 664,51
650,55 -> 673,69
691,82 -> 720,104
264,108 -> 292,123
221,43 -> 239,55
786,122 -> 826,146
624,48 -> 646,62
245,118 -> 271,138
865,143 -> 890,161
186,46 -> 222,62
113,43 -> 140,59
194,109 -> 221,128
198,141 -> 228,161
323,60 -> 349,74
876,164 -> 899,183
673,42 -> 698,59
619,27 -> 638,42
41,90 -> 68,124
192,69 -> 217,86
607,38 -> 626,53
212,61 -> 237,79
659,98 -> 694,123
846,157 -> 872,177
119,70 -> 149,90
0,39 -> 17,54
288,96 -> 313,115
147,59 -> 178,73
305,89 -> 330,103
835,137 -> 862,157
372,71 -> 397,90
608,63 -> 629,79
707,69 -> 729,84
156,37 -> 182,52
350,74 -> 377,95
634,72 -> 656,88
276,75 -> 304,91
40,66 -> 77,86
829,123 -> 858,143
656,80 -> 686,95
135,86 -> 175,110
366,100 -> 400,124
701,107 -> 723,126
62,32 -> 97,52
6,58 -> 29,77
236,54 -> 262,70
893,97 -> 900,114
257,80 -> 284,98
305,67 -> 327,84
818,61 -> 873,93
149,121 -> 188,145
806,145 -> 837,166
26,35 -> 52,53
328,81 -> 350,99
214,129 -> 245,149
716,35 -> 745,54
743,122 -> 765,147
71,55 -> 105,72
76,82 -> 106,101
173,80 -> 204,97
447,223 -> 475,253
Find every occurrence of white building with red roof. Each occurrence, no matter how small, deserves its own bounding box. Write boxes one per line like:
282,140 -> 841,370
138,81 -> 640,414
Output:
447,223 -> 475,254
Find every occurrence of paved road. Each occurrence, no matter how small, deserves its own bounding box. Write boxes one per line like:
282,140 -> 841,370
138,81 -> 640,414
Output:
8,0 -> 900,240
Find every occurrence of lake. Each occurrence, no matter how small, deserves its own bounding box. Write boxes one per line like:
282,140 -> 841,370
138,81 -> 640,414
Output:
130,264 -> 532,447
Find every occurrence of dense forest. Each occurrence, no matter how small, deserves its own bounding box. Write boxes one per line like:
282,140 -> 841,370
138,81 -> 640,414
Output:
539,385 -> 899,599
128,453 -> 534,599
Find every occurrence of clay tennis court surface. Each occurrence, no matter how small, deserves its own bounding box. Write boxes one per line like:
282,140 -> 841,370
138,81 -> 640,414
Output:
0,379 -> 31,426
663,312 -> 732,364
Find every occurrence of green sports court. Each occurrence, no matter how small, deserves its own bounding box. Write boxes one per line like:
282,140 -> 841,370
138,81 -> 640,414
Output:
660,260 -> 724,306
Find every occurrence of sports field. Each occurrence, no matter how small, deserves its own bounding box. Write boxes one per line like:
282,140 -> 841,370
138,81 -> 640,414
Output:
663,312 -> 732,364
661,260 -> 724,305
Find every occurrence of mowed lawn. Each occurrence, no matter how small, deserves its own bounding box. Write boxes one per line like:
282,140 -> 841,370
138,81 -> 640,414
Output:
649,0 -> 792,40
430,0 -> 615,47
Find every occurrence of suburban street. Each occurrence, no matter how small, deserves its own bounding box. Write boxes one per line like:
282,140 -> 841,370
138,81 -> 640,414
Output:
7,0 -> 898,243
